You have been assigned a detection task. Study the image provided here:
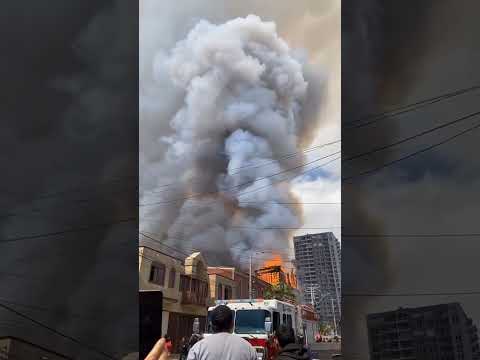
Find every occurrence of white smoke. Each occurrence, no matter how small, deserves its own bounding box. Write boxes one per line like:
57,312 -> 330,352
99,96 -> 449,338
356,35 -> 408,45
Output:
140,15 -> 325,265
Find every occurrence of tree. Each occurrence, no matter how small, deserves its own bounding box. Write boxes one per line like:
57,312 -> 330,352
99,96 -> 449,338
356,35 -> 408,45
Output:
318,323 -> 333,336
264,283 -> 295,302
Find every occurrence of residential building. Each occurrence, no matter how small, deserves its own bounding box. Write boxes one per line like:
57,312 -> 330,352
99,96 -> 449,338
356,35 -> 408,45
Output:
207,268 -> 236,301
256,265 -> 298,288
207,266 -> 269,299
139,246 -> 209,352
293,232 -> 341,330
0,336 -> 72,359
367,303 -> 480,360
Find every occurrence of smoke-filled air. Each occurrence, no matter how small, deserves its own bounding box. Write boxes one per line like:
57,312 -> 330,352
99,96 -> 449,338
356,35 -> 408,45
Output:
140,15 -> 325,266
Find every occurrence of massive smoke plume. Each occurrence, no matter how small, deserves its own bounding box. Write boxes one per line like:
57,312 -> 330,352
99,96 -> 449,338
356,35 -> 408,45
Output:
140,15 -> 325,266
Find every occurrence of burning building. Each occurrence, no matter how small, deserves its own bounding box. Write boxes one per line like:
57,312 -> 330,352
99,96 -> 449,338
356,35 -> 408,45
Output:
255,255 -> 298,289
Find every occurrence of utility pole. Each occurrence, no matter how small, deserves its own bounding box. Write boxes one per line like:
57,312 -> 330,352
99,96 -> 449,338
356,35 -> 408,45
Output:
249,253 -> 252,300
331,297 -> 338,336
309,286 -> 315,306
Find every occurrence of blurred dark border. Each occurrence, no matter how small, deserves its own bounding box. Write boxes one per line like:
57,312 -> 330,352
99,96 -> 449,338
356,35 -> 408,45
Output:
0,1 -> 138,359
342,1 -> 480,359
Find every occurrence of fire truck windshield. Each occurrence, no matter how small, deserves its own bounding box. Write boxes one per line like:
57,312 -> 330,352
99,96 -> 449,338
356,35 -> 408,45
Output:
234,310 -> 270,334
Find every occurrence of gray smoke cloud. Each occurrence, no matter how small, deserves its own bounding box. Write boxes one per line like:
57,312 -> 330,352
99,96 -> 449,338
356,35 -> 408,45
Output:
140,15 -> 325,266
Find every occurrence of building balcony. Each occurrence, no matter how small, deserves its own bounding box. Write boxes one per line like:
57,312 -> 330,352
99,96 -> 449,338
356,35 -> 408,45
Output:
181,290 -> 207,306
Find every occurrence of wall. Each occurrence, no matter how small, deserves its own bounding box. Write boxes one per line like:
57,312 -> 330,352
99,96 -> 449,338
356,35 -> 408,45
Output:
208,273 -> 236,301
0,338 -> 71,360
139,246 -> 184,315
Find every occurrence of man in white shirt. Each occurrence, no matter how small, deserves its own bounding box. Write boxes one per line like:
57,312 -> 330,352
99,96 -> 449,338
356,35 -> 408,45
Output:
187,305 -> 257,360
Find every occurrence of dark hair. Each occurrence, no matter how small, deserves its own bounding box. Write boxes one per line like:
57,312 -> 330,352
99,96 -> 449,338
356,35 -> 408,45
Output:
164,334 -> 170,341
211,305 -> 233,333
276,325 -> 295,348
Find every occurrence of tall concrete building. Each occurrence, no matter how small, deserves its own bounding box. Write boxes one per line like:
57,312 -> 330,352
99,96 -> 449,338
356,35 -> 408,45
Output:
293,232 -> 341,330
367,303 -> 480,360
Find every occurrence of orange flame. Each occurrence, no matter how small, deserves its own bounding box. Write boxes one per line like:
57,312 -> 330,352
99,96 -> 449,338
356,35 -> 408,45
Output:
257,255 -> 297,289
262,254 -> 283,269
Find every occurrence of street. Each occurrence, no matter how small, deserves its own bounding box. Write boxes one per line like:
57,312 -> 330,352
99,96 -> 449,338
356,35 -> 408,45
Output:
310,342 -> 341,360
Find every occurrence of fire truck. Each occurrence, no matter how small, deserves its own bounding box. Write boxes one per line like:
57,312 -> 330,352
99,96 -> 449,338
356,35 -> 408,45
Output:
205,299 -> 304,360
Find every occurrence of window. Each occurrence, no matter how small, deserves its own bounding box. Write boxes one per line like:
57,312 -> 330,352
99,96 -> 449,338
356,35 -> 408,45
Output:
217,284 -> 223,300
149,263 -> 165,286
224,285 -> 232,300
286,314 -> 293,328
273,311 -> 280,332
168,268 -> 176,288
235,310 -> 270,334
180,275 -> 190,291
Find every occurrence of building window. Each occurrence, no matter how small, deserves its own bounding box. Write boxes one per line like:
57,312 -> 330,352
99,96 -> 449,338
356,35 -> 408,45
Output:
168,268 -> 176,288
286,314 -> 293,328
149,263 -> 165,286
224,285 -> 232,300
217,284 -> 223,300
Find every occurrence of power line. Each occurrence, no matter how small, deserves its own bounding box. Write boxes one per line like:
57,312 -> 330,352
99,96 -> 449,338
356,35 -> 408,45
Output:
3,174 -> 136,206
145,140 -> 341,193
145,107 -> 480,203
1,183 -> 138,220
140,233 -> 298,260
143,84 -> 480,197
342,233 -> 480,238
140,150 -> 341,206
142,107 -> 480,207
141,155 -> 339,209
236,156 -> 340,199
139,201 -> 341,219
343,84 -> 480,129
0,217 -> 136,244
343,109 -> 480,163
140,232 -> 192,257
0,297 -> 136,324
0,302 -> 117,359
147,223 -> 341,231
238,202 -> 341,205
343,291 -> 480,297
343,118 -> 480,182
144,84 -> 480,196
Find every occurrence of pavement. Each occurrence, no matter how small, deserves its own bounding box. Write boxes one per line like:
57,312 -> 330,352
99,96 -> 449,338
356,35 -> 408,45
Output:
310,342 -> 341,360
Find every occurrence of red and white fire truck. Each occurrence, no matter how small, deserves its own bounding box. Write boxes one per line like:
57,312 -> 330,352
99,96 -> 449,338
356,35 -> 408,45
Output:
205,299 -> 310,360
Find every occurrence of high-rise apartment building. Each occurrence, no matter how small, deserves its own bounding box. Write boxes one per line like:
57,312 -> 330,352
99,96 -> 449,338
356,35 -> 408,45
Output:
293,232 -> 341,330
367,303 -> 480,360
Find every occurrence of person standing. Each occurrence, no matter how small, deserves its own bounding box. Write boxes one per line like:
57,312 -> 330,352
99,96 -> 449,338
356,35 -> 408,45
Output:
179,337 -> 188,360
275,325 -> 311,360
187,305 -> 257,360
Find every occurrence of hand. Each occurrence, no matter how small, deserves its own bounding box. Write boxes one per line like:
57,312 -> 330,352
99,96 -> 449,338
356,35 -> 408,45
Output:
145,338 -> 169,360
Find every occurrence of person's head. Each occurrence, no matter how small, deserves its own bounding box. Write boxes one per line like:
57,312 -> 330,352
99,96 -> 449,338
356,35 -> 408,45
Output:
276,325 -> 295,348
210,305 -> 234,333
164,334 -> 170,342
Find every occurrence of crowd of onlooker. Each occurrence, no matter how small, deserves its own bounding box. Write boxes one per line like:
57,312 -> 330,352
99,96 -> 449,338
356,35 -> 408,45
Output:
144,305 -> 319,360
